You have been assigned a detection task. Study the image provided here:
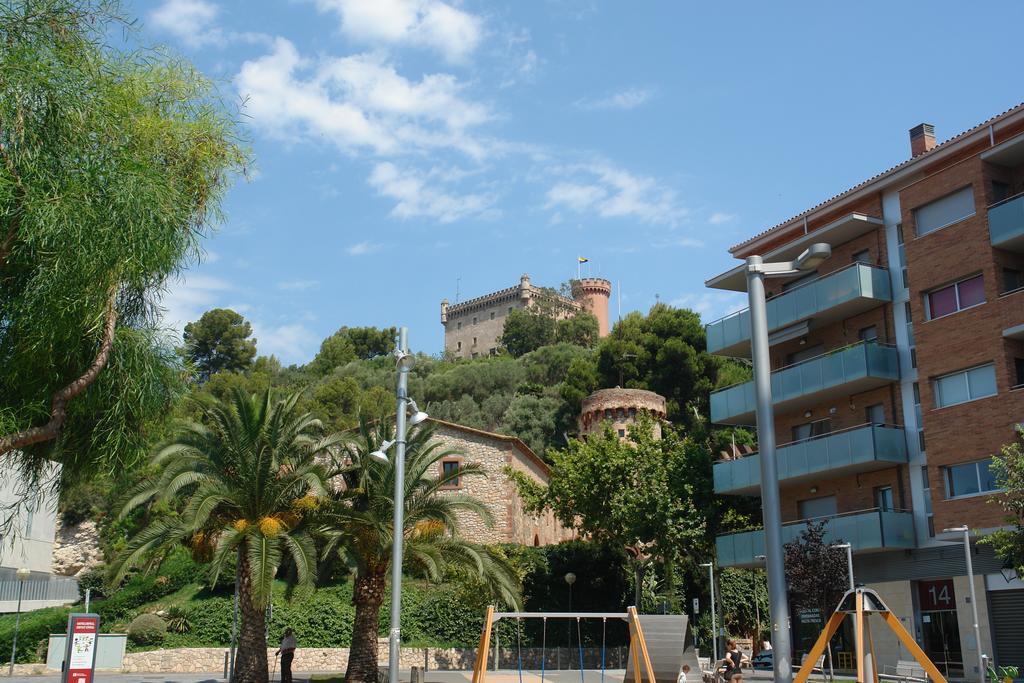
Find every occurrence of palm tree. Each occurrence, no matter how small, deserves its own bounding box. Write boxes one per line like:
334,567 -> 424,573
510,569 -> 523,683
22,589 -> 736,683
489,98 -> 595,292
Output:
111,389 -> 339,683
326,419 -> 520,683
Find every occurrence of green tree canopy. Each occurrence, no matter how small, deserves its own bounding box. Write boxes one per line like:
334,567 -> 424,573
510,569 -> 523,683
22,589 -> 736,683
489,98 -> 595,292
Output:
982,428 -> 1024,574
0,0 -> 246,477
182,308 -> 257,380
310,326 -> 397,375
500,308 -> 557,358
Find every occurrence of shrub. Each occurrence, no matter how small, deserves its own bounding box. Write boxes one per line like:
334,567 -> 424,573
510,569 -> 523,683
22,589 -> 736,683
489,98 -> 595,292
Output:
0,607 -> 71,663
97,549 -> 204,623
77,567 -> 107,602
127,613 -> 166,645
164,606 -> 193,634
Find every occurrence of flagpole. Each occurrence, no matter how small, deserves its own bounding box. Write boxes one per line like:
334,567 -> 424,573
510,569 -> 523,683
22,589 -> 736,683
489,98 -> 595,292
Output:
577,258 -> 580,280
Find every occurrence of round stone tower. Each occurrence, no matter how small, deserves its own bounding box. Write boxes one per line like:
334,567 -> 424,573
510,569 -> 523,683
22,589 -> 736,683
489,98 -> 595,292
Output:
578,387 -> 667,440
572,278 -> 612,337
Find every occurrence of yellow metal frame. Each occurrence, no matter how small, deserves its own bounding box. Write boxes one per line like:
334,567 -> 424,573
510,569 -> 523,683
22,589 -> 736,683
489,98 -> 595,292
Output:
793,588 -> 948,683
470,606 -> 656,683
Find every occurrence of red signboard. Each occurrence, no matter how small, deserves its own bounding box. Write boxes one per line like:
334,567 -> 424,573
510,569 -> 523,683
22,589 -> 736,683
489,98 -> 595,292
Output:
918,579 -> 956,611
62,613 -> 99,683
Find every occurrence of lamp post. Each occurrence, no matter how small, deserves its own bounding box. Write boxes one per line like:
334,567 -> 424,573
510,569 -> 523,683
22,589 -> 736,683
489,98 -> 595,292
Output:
746,243 -> 831,683
700,562 -> 718,663
833,543 -> 854,591
9,566 -> 31,676
383,327 -> 428,683
943,526 -> 985,682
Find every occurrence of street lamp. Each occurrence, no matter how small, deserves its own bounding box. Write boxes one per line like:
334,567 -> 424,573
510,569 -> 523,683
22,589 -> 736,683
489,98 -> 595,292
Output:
700,562 -> 718,663
386,328 -> 429,683
8,566 -> 31,675
564,572 -> 576,611
746,242 -> 831,683
370,439 -> 395,463
832,543 -> 854,591
943,526 -> 985,682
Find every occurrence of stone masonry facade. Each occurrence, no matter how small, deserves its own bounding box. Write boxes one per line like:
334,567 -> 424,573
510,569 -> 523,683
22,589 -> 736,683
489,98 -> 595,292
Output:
428,420 -> 574,546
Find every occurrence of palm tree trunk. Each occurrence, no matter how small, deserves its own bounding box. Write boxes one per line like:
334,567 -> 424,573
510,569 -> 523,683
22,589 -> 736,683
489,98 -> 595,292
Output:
346,572 -> 387,683
234,551 -> 269,683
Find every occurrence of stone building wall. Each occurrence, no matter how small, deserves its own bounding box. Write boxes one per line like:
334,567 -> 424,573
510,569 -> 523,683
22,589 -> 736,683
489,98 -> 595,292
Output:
430,421 -> 573,546
578,388 -> 667,440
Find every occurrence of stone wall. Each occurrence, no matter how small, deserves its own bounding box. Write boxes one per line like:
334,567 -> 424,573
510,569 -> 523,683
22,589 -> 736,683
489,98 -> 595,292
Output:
51,518 -> 103,577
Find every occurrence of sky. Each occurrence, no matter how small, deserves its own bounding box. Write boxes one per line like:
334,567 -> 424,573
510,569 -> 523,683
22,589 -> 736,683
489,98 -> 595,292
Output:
130,0 -> 1024,365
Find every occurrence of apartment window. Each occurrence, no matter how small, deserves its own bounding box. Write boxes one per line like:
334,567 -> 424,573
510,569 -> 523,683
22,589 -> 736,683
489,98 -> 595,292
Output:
993,180 -> 1012,203
874,486 -> 894,512
798,495 -> 838,520
913,186 -> 975,236
782,271 -> 819,292
24,503 -> 34,536
1003,267 -> 1024,294
897,224 -> 908,288
866,403 -> 885,425
1015,357 -> 1024,388
852,249 -> 871,264
859,325 -> 878,343
944,458 -> 999,498
922,467 -> 934,537
792,419 -> 831,442
787,344 -> 825,365
442,460 -> 462,488
925,274 -> 985,319
932,363 -> 997,408
913,382 -> 925,452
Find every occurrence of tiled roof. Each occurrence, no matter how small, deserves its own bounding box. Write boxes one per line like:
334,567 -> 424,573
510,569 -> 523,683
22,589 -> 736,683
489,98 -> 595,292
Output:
427,417 -> 550,475
729,102 -> 1024,254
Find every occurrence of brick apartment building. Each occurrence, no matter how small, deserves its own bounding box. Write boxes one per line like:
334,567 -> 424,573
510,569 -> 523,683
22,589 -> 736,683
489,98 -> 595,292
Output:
704,104 -> 1024,677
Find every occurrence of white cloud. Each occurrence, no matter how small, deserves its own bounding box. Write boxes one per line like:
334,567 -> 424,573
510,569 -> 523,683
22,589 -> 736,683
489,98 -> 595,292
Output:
235,39 -> 491,158
314,0 -> 483,63
251,322 -> 320,365
346,241 -> 384,256
670,291 -> 746,322
158,273 -> 236,337
368,162 -> 497,223
149,0 -> 270,48
545,162 -> 687,225
576,87 -> 654,111
150,0 -> 218,46
277,280 -> 320,291
659,237 -> 705,248
709,212 -> 736,225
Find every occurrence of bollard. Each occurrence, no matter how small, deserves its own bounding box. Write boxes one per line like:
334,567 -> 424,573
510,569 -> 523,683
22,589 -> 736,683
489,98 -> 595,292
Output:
223,651 -> 229,679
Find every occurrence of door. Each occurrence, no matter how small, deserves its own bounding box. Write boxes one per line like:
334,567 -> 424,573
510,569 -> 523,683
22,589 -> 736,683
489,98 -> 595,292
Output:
918,580 -> 963,677
990,589 -> 1024,669
874,486 -> 894,512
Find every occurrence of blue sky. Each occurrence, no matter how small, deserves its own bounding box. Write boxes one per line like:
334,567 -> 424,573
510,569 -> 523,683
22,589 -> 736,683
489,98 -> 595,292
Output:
133,0 -> 1024,364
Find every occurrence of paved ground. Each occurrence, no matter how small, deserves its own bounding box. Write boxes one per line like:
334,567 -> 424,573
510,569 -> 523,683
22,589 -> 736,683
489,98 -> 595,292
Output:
2,669 -> 780,683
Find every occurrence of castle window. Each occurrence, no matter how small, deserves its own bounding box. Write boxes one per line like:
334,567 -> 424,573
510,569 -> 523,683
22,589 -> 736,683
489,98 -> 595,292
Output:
473,337 -> 477,346
441,459 -> 462,489
604,409 -> 612,419
457,322 -> 462,330
490,311 -> 495,320
473,316 -> 477,325
457,341 -> 462,351
616,408 -> 625,419
508,307 -> 513,314
617,429 -> 626,437
533,534 -> 540,547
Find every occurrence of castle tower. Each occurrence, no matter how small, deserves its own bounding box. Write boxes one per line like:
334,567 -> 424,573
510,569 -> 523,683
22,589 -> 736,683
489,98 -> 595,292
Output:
572,278 -> 612,337
578,388 -> 667,440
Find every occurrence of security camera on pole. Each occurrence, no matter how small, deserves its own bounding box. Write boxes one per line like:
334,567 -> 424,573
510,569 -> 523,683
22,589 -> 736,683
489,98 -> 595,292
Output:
745,243 -> 832,683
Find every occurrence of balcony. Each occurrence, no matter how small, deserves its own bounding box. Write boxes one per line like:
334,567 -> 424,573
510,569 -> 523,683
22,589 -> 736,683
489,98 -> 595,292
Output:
705,263 -> 892,357
713,424 -> 908,496
710,341 -> 900,425
989,194 -> 1024,252
715,508 -> 916,568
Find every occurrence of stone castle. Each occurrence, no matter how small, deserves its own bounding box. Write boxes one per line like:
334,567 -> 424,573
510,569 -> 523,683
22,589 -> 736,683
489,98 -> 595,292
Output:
440,273 -> 611,358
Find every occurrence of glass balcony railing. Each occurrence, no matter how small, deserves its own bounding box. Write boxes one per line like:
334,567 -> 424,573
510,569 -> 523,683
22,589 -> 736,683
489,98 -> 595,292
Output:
989,194 -> 1024,252
715,508 -> 916,568
713,424 -> 908,495
705,263 -> 892,356
710,341 -> 900,425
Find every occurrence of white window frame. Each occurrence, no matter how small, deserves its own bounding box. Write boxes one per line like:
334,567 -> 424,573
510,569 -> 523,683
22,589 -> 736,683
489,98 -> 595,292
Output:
913,185 -> 976,237
932,363 -> 997,409
943,457 -> 1000,499
924,273 -> 985,321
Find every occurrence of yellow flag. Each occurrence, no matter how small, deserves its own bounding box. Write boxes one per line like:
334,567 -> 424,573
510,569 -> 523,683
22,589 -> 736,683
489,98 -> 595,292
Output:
578,256 -> 589,263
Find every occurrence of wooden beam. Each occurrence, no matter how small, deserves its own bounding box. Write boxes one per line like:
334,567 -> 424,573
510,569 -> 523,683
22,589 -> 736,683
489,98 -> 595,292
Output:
856,592 -> 865,683
794,612 -> 845,683
629,607 -> 657,683
880,612 -> 948,683
473,606 -> 495,683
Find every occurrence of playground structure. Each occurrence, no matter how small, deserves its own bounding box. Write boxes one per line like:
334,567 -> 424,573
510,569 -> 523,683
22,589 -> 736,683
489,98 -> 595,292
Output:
795,587 -> 948,683
471,607 -> 697,683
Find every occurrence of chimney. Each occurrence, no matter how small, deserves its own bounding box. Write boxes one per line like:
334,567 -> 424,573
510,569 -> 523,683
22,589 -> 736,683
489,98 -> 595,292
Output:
910,123 -> 936,157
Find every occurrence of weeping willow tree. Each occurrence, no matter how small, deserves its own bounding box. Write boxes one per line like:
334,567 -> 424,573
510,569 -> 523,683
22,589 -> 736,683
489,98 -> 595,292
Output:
0,1 -> 248,490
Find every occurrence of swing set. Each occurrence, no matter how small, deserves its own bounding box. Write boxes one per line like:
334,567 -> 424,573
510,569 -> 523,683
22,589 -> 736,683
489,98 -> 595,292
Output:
471,606 -> 661,683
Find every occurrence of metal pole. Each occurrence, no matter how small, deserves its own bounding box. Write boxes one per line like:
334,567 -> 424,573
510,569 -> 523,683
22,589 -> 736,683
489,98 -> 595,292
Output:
388,327 -> 411,683
747,255 -> 793,683
84,588 -> 91,613
703,562 -> 718,663
961,528 -> 985,683
8,580 -> 24,675
229,547 -> 240,682
845,545 -> 854,591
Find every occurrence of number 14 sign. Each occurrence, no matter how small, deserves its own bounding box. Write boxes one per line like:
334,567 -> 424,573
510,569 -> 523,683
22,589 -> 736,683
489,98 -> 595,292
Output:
918,579 -> 956,611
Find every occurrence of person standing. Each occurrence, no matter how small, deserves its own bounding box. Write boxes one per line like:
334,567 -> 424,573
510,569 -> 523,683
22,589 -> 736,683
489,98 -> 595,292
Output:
276,628 -> 297,683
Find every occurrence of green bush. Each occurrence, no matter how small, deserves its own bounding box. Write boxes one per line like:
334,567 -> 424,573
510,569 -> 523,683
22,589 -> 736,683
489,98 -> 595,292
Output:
164,605 -> 194,634
77,567 -> 107,602
0,606 -> 71,664
97,549 -> 205,623
127,613 -> 166,645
